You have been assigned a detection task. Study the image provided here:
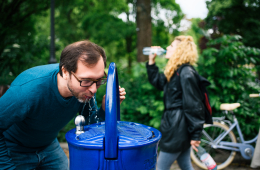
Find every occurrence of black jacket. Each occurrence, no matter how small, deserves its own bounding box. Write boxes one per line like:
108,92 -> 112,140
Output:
146,63 -> 205,153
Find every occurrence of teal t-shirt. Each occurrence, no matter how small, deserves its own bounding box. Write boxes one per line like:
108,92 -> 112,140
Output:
0,64 -> 105,169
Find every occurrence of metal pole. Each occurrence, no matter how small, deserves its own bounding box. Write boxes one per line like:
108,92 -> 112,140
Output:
49,0 -> 57,64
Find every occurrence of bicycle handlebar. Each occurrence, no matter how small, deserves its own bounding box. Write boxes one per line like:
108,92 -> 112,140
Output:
249,94 -> 260,97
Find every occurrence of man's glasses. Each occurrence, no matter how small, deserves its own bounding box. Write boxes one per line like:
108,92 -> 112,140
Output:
71,72 -> 107,87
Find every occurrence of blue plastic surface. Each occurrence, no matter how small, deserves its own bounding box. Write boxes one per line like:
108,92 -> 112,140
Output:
66,121 -> 161,148
66,62 -> 161,170
104,63 -> 119,159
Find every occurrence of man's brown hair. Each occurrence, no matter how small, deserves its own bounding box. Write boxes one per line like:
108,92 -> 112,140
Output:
59,40 -> 107,76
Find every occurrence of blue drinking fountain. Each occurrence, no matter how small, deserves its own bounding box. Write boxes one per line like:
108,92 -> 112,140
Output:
65,63 -> 161,170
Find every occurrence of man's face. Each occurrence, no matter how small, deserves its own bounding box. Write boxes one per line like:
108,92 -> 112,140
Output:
65,57 -> 105,103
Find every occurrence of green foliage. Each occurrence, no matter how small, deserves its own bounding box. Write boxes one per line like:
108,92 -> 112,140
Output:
152,20 -> 171,49
54,0 -> 136,67
81,11 -> 136,63
184,18 -> 205,52
205,0 -> 260,49
0,0 -> 49,52
152,0 -> 184,37
206,0 -> 233,16
54,0 -> 128,45
197,35 -> 260,139
117,58 -> 166,129
0,12 -> 51,85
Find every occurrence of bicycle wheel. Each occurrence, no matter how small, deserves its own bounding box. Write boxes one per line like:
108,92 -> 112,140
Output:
190,121 -> 237,170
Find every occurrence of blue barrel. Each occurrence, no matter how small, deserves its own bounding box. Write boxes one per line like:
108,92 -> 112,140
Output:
65,63 -> 161,170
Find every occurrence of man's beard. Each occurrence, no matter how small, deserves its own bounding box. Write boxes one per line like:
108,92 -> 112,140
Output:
67,83 -> 85,103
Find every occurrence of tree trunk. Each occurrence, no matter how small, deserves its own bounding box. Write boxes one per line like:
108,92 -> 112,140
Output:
126,11 -> 133,72
126,35 -> 132,73
136,0 -> 152,62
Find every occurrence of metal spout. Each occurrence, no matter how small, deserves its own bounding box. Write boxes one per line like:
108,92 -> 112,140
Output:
75,115 -> 85,135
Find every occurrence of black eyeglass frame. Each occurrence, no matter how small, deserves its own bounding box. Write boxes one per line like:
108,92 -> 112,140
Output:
71,71 -> 107,87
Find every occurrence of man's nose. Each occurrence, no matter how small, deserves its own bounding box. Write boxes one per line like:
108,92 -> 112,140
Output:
88,82 -> 97,94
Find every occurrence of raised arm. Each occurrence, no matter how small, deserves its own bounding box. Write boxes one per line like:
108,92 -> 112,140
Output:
146,63 -> 166,91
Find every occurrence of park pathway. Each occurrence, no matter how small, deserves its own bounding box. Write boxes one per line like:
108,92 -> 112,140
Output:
60,142 -> 259,170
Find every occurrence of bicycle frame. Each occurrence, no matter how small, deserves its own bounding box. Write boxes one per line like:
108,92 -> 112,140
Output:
204,113 -> 258,160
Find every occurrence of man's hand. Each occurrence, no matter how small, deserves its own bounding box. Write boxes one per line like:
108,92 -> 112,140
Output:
191,140 -> 201,152
101,86 -> 126,111
119,86 -> 126,104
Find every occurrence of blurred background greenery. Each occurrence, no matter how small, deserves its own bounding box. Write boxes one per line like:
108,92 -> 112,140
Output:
1,0 -> 260,142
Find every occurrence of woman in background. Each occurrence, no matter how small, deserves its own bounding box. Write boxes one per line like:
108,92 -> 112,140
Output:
146,36 -> 205,170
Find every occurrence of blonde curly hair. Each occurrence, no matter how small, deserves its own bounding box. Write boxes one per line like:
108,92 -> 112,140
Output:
164,35 -> 198,82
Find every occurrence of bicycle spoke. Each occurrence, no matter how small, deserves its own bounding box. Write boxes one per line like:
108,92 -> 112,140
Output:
202,130 -> 214,142
214,131 -> 227,143
201,139 -> 212,145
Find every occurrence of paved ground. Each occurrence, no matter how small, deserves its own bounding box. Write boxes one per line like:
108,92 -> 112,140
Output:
60,142 -> 259,170
170,157 -> 256,170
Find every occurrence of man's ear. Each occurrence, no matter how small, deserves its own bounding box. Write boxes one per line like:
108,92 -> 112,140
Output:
62,66 -> 69,80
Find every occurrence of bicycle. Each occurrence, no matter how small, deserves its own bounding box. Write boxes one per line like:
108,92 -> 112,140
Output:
190,94 -> 259,170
